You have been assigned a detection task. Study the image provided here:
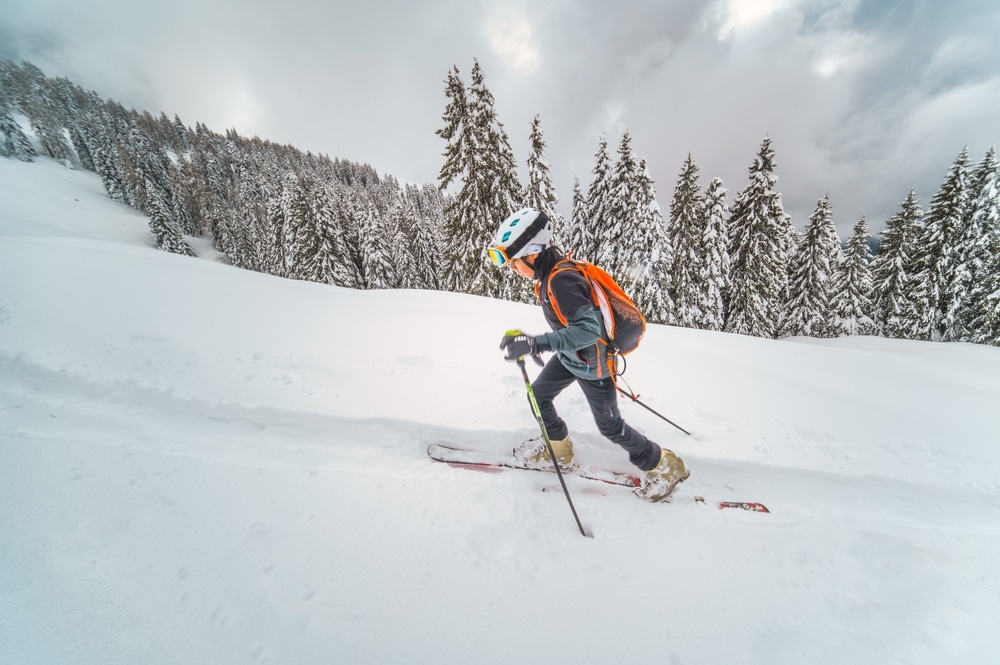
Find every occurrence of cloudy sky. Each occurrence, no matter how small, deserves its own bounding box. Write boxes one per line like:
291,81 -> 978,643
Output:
3,0 -> 1000,235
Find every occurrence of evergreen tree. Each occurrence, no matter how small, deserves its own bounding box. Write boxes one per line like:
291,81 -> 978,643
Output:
404,183 -> 445,290
963,147 -> 1000,341
835,217 -> 877,336
316,183 -> 357,288
582,134 -> 614,262
912,147 -> 970,341
167,161 -> 200,237
782,193 -> 841,337
21,65 -> 74,163
335,188 -> 366,289
966,147 -> 1000,345
172,114 -> 191,153
595,132 -> 640,279
668,154 -> 706,328
146,176 -> 195,256
871,190 -> 924,338
281,178 -> 310,279
525,114 -> 560,222
436,61 -> 522,299
89,106 -> 131,205
698,177 -> 730,331
68,123 -> 95,170
0,104 -> 36,161
390,197 -> 422,290
568,176 -> 588,255
628,159 -> 671,325
725,137 -> 793,338
359,198 -> 396,289
276,174 -> 302,278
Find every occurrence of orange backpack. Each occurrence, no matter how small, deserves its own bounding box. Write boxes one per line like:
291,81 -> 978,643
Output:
540,258 -> 647,355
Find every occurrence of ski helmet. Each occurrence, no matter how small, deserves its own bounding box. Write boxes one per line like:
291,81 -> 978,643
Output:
488,208 -> 553,267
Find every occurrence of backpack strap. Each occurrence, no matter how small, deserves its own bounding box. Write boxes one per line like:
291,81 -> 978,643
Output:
539,259 -> 617,380
538,258 -> 581,328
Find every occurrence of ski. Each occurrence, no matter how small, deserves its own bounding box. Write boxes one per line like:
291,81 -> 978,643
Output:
698,497 -> 771,513
427,443 -> 770,512
427,442 -> 640,488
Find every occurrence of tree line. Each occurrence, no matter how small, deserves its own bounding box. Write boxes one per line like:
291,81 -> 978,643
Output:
2,59 -> 998,347
438,60 -> 999,347
1,60 -> 445,291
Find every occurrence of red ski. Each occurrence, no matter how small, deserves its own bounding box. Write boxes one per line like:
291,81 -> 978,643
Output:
427,442 -> 640,488
428,443 -> 769,512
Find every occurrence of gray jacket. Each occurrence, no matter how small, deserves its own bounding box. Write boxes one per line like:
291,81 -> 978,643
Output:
534,255 -> 615,381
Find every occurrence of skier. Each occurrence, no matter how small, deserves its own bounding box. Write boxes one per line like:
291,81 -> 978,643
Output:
488,207 -> 689,502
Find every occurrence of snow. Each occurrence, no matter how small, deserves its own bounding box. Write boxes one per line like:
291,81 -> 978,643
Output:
2,156 -> 1000,664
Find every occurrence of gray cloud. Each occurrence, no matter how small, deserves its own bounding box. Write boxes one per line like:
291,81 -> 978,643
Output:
3,0 -> 1000,237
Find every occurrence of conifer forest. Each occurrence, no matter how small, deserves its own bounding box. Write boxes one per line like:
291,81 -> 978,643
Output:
3,60 -> 998,347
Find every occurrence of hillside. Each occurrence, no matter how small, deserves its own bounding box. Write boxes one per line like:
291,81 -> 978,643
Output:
2,156 -> 999,664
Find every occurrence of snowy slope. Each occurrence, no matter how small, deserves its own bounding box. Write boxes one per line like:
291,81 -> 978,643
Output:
2,157 -> 1000,665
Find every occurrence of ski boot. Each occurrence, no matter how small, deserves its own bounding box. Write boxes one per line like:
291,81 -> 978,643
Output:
514,436 -> 576,472
634,448 -> 689,502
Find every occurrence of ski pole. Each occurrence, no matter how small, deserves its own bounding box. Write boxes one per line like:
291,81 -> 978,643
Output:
516,357 -> 592,539
616,386 -> 691,436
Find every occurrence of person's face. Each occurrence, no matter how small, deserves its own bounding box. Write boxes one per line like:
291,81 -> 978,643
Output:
510,256 -> 536,279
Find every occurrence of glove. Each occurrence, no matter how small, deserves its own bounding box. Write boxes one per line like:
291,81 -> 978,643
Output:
499,330 -> 543,365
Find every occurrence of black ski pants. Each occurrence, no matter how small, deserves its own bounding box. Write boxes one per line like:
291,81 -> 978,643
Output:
531,356 -> 662,471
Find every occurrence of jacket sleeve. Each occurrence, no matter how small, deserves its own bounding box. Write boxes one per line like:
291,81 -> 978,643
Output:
535,271 -> 603,352
537,306 -> 602,352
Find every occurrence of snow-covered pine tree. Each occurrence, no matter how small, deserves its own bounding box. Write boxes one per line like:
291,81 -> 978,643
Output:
912,147 -> 970,341
357,196 -> 395,290
698,177 -> 730,331
871,190 -> 924,338
668,153 -> 706,328
219,171 -> 266,272
436,61 -> 522,299
567,177 -> 588,256
472,63 -> 524,301
582,135 -> 614,262
630,159 -> 672,326
332,188 -> 366,289
499,112 -> 562,304
316,182 -> 358,288
963,148 -> 1000,345
725,137 -> 793,338
782,193 -> 841,338
962,147 -> 1000,342
68,123 -> 95,171
21,65 -> 74,163
835,217 -> 877,336
390,196 -> 422,290
171,156 -> 213,238
435,66 -> 476,294
264,173 -> 294,278
404,183 -> 445,291
0,103 -> 36,161
594,131 -> 640,281
281,178 -> 310,279
172,114 -> 191,153
90,105 -> 132,206
167,161 -> 200,237
525,114 -> 561,229
436,67 -> 467,192
145,176 -> 195,256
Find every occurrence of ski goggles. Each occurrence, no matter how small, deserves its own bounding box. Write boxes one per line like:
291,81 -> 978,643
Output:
487,245 -> 511,267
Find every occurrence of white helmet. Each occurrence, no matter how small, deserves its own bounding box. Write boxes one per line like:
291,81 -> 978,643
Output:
488,208 -> 553,267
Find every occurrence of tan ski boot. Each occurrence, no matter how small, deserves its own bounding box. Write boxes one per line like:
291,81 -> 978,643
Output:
635,448 -> 690,502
